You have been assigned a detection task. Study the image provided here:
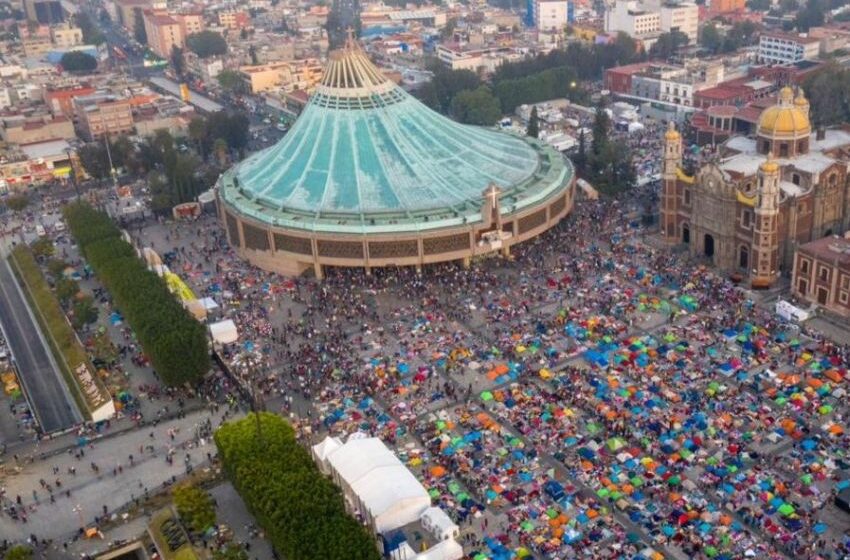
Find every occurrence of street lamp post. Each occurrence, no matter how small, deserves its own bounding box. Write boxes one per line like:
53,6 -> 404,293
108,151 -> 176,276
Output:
73,503 -> 85,532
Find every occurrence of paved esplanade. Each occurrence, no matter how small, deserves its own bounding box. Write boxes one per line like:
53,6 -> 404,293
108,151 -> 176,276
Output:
0,257 -> 81,432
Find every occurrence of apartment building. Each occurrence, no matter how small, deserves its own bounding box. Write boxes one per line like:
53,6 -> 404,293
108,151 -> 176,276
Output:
604,0 -> 697,44
73,93 -> 134,140
218,10 -> 250,30
50,23 -> 84,48
534,0 -> 569,32
793,236 -> 850,316
758,32 -> 821,65
143,10 -> 204,58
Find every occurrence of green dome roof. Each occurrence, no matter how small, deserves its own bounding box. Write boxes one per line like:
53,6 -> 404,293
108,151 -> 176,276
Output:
219,39 -> 572,234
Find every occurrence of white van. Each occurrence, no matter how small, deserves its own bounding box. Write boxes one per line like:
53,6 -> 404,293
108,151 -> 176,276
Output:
35,224 -> 45,236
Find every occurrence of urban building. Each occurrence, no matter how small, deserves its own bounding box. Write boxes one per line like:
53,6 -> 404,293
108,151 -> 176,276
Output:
604,0 -> 698,44
217,38 -> 575,278
0,138 -> 75,190
0,113 -> 75,143
707,0 -> 745,13
533,0 -> 570,31
73,93 -> 135,140
23,0 -> 64,24
44,85 -> 97,116
217,10 -> 250,30
143,12 -> 183,58
660,87 -> 850,288
50,23 -> 84,48
114,0 -> 155,33
792,235 -> 850,315
758,32 -> 821,65
435,43 -> 526,72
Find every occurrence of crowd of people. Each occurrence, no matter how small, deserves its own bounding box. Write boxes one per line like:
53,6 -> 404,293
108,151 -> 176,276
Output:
130,176 -> 850,560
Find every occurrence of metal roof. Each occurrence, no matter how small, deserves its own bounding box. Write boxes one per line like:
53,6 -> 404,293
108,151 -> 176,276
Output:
220,37 -> 572,233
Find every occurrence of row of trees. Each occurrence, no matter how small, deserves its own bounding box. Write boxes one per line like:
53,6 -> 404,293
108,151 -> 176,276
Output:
214,414 -> 380,560
417,34 -> 639,126
63,202 -> 210,386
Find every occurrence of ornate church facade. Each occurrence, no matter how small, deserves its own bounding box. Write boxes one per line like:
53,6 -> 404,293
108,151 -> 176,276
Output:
660,87 -> 850,288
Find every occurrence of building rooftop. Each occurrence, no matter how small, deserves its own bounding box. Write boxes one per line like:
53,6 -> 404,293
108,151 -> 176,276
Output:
220,37 -> 572,234
799,235 -> 850,266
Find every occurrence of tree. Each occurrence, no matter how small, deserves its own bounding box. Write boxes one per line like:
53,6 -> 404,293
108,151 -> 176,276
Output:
796,0 -> 825,31
700,23 -> 723,54
76,11 -> 105,45
46,258 -> 68,279
4,545 -> 32,560
77,143 -> 111,180
249,45 -> 259,65
186,31 -> 227,58
213,138 -> 229,167
63,202 -> 210,386
133,8 -> 147,44
527,106 -> 540,138
55,277 -> 80,304
440,17 -> 458,40
649,30 -> 689,59
5,194 -> 29,213
71,295 -> 98,329
215,414 -> 381,560
173,484 -> 216,533
171,45 -> 186,80
30,237 -> 55,258
450,86 -> 502,126
416,64 -> 480,113
803,63 -> 850,126
60,51 -> 97,73
217,70 -> 245,94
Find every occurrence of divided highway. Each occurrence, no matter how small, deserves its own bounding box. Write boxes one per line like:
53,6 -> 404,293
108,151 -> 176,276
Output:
0,257 -> 81,433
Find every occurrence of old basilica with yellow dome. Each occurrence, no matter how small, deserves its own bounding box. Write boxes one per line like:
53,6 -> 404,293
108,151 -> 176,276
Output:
661,86 -> 850,287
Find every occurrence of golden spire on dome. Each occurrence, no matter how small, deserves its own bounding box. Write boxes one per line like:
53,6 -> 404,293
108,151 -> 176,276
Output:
761,151 -> 779,173
779,86 -> 794,105
665,121 -> 680,141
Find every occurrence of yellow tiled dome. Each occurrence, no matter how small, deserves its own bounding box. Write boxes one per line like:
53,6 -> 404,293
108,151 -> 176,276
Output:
758,105 -> 810,136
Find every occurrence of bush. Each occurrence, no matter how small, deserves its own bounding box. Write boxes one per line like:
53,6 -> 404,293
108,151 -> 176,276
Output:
4,545 -> 32,560
173,484 -> 216,533
215,414 -> 380,560
63,202 -> 209,386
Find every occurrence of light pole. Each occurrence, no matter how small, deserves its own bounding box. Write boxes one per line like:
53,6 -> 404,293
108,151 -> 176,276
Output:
66,148 -> 80,201
73,503 -> 85,531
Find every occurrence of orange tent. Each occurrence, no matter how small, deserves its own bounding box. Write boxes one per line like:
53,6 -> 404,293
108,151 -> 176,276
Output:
430,466 -> 447,477
825,369 -> 844,383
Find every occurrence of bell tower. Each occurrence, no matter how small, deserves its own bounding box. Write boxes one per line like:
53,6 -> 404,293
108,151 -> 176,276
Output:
752,152 -> 781,288
661,122 -> 683,243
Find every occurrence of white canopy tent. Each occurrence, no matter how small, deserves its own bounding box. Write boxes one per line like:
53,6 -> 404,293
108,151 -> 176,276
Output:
209,319 -> 238,344
326,437 -> 431,534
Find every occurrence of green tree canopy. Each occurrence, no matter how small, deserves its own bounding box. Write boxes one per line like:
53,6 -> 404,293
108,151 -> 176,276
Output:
5,193 -> 29,212
4,545 -> 32,560
55,277 -> 80,304
649,30 -> 689,59
796,0 -> 825,30
71,295 -> 98,329
527,106 -> 539,138
30,237 -> 55,258
173,484 -> 216,533
215,414 -> 381,560
186,30 -> 228,58
216,69 -> 245,93
803,63 -> 850,126
63,203 -> 210,386
700,23 -> 723,53
450,86 -> 502,125
60,51 -> 97,73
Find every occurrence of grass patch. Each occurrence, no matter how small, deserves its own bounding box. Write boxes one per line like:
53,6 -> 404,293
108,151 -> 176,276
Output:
8,246 -> 110,418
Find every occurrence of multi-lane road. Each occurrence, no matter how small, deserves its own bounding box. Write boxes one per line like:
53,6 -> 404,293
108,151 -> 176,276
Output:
0,256 -> 81,433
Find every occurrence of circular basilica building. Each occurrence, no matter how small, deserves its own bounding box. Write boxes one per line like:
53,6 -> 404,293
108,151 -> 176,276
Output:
216,38 -> 575,278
